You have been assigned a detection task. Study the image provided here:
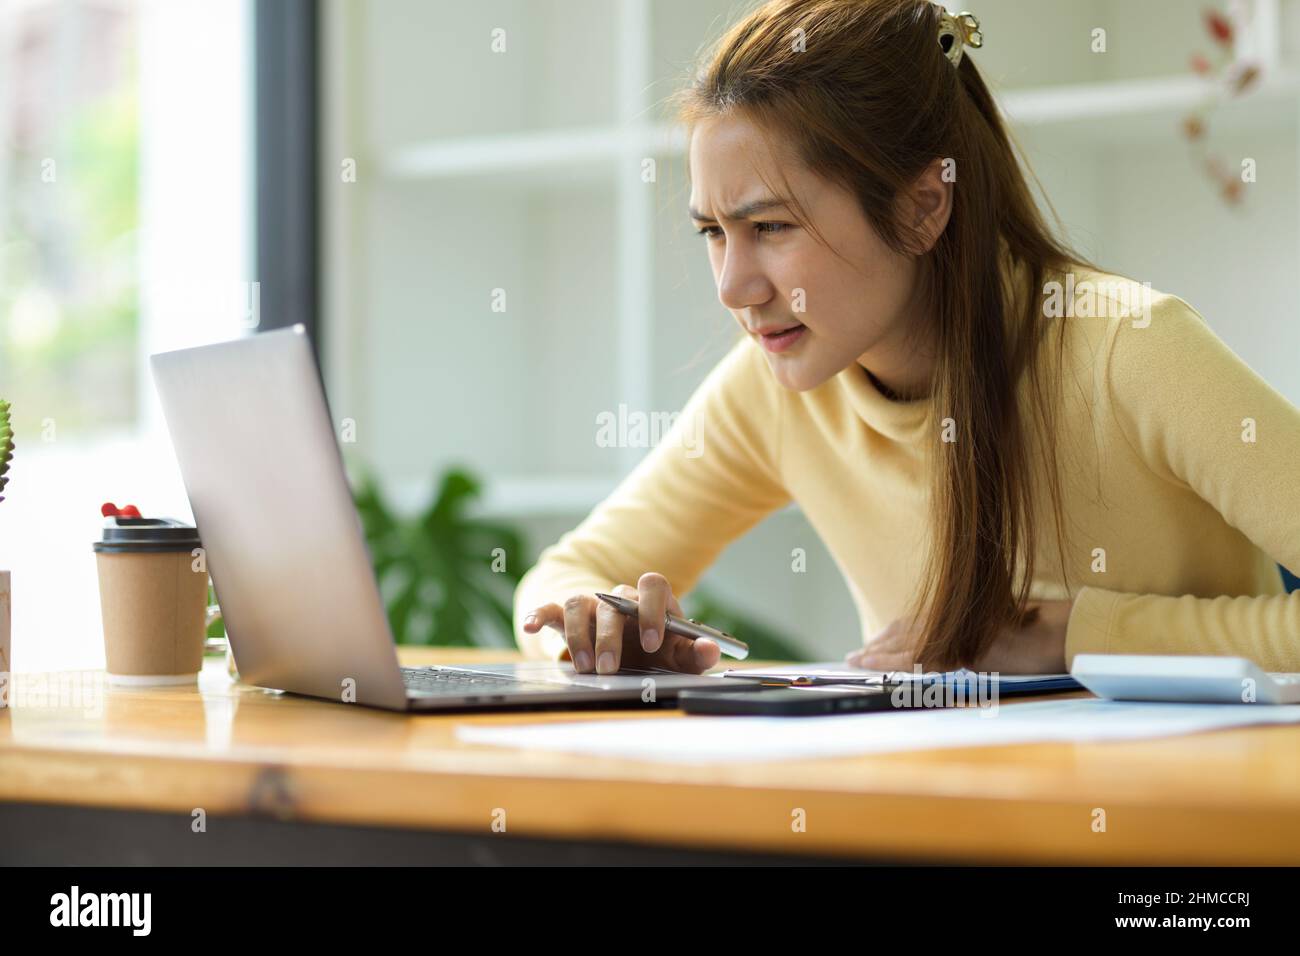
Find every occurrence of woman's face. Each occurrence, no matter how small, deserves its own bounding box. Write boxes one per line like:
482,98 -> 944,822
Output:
688,112 -> 933,397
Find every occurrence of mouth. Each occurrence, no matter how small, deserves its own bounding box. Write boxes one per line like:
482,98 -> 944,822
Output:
751,322 -> 804,336
754,322 -> 807,353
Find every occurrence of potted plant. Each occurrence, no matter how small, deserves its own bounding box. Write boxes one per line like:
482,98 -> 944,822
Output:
1,398 -> 13,705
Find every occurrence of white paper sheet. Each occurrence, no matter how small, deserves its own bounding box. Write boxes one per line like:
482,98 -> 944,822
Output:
455,698 -> 1300,764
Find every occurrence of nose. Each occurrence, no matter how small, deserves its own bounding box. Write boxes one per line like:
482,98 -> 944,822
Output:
716,243 -> 774,313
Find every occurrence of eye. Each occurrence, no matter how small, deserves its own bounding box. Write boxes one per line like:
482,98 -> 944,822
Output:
694,221 -> 792,240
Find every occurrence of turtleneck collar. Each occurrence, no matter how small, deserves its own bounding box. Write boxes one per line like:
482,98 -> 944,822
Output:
838,358 -> 933,443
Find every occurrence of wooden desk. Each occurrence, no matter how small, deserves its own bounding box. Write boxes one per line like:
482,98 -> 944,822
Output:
2,648 -> 1299,865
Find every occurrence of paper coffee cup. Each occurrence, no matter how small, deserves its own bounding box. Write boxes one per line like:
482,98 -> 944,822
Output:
93,518 -> 208,685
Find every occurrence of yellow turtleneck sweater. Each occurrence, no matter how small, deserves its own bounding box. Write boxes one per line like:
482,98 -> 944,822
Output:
513,268 -> 1300,672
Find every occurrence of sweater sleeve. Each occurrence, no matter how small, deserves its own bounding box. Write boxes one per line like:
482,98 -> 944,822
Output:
513,336 -> 792,659
1064,292 -> 1300,671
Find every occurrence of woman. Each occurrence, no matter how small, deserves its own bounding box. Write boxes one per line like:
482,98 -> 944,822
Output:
517,0 -> 1300,676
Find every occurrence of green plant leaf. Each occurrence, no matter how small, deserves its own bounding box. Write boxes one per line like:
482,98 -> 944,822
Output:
0,399 -> 12,501
353,464 -> 528,648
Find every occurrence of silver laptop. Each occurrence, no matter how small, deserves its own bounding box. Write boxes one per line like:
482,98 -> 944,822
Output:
149,325 -> 728,711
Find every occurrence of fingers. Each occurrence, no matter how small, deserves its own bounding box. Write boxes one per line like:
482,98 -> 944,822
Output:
848,644 -> 914,670
847,649 -> 910,670
522,602 -> 562,634
523,602 -> 570,657
635,571 -> 676,653
845,619 -> 918,671
845,647 -> 886,669
652,631 -> 720,674
562,594 -> 597,673
690,636 -> 722,673
595,584 -> 639,674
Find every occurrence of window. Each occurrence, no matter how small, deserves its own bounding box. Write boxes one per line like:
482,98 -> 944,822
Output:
0,0 -> 253,672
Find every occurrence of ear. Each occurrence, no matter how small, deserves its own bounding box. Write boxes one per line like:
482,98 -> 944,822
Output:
899,157 -> 953,255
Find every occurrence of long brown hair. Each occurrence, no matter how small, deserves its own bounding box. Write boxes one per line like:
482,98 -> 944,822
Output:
672,0 -> 1095,669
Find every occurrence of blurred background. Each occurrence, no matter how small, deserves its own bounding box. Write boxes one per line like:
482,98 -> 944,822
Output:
0,0 -> 1297,672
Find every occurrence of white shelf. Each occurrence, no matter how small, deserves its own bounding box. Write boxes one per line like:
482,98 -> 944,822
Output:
378,72 -> 1300,184
384,474 -> 803,520
382,125 -> 626,180
380,124 -> 681,182
998,69 -> 1300,142
385,475 -> 617,519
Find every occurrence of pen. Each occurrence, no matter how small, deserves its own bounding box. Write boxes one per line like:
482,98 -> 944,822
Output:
594,592 -> 750,660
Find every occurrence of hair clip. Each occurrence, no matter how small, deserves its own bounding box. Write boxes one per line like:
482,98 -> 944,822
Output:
936,8 -> 983,66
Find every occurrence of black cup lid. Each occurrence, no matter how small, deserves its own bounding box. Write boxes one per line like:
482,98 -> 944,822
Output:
93,517 -> 202,553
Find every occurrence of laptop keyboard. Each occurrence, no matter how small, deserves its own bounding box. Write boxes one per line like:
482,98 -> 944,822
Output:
400,663 -> 695,702
401,666 -> 521,695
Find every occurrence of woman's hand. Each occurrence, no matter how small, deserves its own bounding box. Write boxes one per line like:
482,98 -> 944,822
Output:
844,598 -> 1073,674
521,572 -> 720,675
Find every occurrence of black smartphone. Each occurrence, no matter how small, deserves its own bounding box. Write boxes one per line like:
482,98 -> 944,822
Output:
677,685 -> 922,716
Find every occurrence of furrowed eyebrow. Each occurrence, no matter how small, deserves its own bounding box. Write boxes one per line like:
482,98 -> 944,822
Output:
688,197 -> 789,222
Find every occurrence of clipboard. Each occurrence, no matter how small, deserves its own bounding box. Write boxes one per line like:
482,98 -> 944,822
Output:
720,663 -> 1082,696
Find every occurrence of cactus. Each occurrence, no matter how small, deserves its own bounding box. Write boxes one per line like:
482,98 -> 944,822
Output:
0,399 -> 12,504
